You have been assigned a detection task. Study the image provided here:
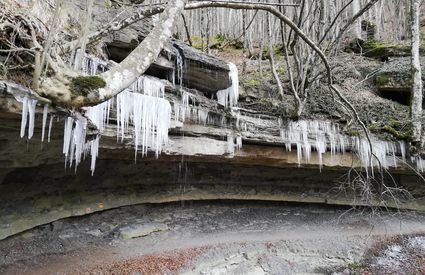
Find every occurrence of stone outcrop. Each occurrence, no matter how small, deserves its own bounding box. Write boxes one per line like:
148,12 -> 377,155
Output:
375,57 -> 425,105
0,76 -> 424,240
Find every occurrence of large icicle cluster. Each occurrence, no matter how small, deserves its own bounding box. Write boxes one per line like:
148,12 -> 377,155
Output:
131,75 -> 165,97
74,73 -> 172,172
279,120 -> 419,170
63,116 -> 99,174
18,95 -> 53,143
116,91 -> 171,158
86,74 -> 172,159
217,62 -> 239,107
173,90 -> 209,125
18,54 -> 170,174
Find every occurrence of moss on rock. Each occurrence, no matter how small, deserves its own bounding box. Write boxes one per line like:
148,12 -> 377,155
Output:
70,76 -> 106,96
346,39 -> 412,60
375,74 -> 390,86
381,120 -> 413,141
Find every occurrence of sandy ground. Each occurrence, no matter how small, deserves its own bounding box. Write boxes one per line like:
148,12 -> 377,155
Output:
0,201 -> 425,274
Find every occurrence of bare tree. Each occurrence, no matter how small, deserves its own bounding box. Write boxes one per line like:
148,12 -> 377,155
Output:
38,0 -> 188,107
410,0 -> 423,150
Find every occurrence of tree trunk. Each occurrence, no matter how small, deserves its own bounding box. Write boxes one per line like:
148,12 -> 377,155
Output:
267,15 -> 284,98
410,0 -> 423,149
39,0 -> 187,107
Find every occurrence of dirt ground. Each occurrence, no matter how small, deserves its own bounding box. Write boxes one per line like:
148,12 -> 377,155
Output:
0,201 -> 425,275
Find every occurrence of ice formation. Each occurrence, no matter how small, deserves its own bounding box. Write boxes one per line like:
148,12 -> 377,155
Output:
48,115 -> 54,143
131,75 -> 165,98
80,56 -> 171,168
279,120 -> 415,170
217,62 -> 239,107
85,74 -> 172,159
236,136 -> 243,150
175,49 -> 184,85
19,96 -> 38,139
41,104 -> 48,142
85,99 -> 113,131
15,54 -> 173,173
172,90 -> 209,125
62,116 -> 99,174
16,50 -> 425,175
116,91 -> 171,158
71,50 -> 108,75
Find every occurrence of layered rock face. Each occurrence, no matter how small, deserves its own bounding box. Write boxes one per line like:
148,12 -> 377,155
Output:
1,62 -> 424,240
0,0 -> 424,241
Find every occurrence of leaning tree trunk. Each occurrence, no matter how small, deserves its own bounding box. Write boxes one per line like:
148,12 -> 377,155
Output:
39,0 -> 187,107
410,0 -> 423,150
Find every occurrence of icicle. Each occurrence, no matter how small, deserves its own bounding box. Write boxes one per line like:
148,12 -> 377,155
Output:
197,109 -> 209,125
139,75 -> 165,97
27,98 -> 37,139
90,136 -> 99,175
296,142 -> 302,167
41,104 -> 48,142
227,134 -> 235,154
63,117 -> 74,157
72,49 -> 107,76
236,136 -> 242,150
48,115 -> 54,143
20,96 -> 28,138
85,99 -> 113,131
62,116 -> 99,173
216,62 -> 239,108
19,96 -> 38,139
175,49 -> 184,85
280,119 -> 405,170
399,141 -> 406,162
116,91 -> 171,158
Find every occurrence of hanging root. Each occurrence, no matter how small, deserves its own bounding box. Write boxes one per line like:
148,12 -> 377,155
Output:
0,4 -> 47,85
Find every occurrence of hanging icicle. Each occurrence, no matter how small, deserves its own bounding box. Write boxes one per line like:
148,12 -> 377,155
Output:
62,116 -> 99,174
280,120 -> 410,170
116,91 -> 171,158
19,96 -> 38,139
217,63 -> 239,108
41,104 -> 48,142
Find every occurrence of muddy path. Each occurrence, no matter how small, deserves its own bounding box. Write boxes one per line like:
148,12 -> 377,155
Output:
1,201 -> 424,274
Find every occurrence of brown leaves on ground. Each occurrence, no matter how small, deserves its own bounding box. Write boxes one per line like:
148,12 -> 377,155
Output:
84,246 -> 210,275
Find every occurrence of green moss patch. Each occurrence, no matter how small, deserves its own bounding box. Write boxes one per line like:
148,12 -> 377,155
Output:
70,76 -> 106,96
375,74 -> 390,86
346,39 -> 411,59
